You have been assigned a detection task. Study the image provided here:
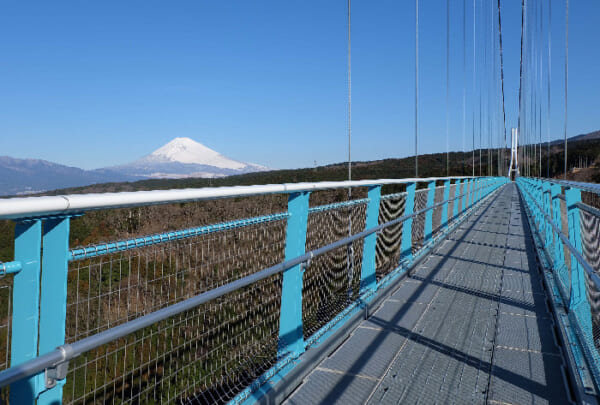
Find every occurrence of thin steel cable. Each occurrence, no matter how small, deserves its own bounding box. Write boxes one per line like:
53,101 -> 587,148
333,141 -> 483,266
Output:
463,0 -> 467,176
446,0 -> 450,177
347,0 -> 352,190
415,0 -> 419,177
472,0 -> 476,177
564,0 -> 568,179
517,0 -> 525,177
547,0 -> 551,177
496,0 -> 508,178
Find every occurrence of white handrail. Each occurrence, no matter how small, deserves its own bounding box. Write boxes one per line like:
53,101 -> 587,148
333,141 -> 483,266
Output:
0,176 -> 478,220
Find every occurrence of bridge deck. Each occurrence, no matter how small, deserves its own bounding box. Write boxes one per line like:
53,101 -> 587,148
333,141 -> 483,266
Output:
284,183 -> 571,404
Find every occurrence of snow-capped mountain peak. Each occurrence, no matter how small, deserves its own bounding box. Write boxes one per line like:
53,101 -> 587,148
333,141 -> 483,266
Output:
107,137 -> 268,179
143,137 -> 246,170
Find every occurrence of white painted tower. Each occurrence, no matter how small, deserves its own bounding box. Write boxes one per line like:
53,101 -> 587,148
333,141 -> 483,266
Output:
507,128 -> 519,179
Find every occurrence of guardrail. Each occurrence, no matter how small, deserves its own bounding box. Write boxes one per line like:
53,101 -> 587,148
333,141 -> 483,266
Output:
0,176 -> 507,404
517,177 -> 600,394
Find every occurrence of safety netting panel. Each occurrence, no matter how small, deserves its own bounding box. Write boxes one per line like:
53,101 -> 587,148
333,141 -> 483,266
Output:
302,199 -> 367,339
447,183 -> 458,224
64,274 -> 282,405
0,280 -> 11,403
376,193 -> 406,281
558,195 -> 572,288
411,189 -> 429,255
431,185 -> 445,240
579,191 -> 600,381
64,218 -> 287,404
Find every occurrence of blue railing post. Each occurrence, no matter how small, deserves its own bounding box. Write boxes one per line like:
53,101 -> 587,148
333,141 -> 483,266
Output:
565,187 -> 586,311
441,180 -> 451,229
550,184 -> 566,282
360,185 -> 381,292
10,219 -> 42,404
541,182 -> 553,249
278,192 -> 310,356
37,216 -> 71,404
400,182 -> 416,262
424,181 -> 436,244
453,179 -> 462,220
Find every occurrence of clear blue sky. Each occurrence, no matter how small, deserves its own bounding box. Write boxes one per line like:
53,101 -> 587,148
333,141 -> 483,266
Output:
0,1 -> 598,170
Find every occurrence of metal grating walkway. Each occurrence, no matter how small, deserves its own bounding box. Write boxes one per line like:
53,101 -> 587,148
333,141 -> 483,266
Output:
284,183 -> 571,404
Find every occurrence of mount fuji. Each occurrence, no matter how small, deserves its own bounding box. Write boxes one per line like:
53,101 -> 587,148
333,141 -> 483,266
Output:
106,137 -> 269,179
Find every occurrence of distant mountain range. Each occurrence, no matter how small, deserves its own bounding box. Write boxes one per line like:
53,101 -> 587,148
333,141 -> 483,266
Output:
0,138 -> 268,196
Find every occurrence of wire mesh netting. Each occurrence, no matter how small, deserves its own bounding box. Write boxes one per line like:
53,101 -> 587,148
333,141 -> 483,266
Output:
375,193 -> 406,281
64,219 -> 287,404
302,201 -> 367,339
580,191 -> 600,369
431,185 -> 445,240
411,189 -> 429,254
447,184 -> 458,223
0,281 -> 11,403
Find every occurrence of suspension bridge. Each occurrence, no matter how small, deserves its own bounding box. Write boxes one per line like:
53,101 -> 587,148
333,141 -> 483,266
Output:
0,0 -> 596,403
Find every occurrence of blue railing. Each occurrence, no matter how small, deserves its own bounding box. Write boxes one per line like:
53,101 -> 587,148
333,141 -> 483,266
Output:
0,176 -> 507,404
517,177 -> 600,395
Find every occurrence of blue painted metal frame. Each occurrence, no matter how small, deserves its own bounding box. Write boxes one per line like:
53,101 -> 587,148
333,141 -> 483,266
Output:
453,179 -> 462,220
37,217 -> 71,403
550,184 -> 566,283
10,220 -> 42,404
360,186 -> 381,292
278,192 -> 310,356
441,180 -> 451,229
400,183 -> 416,261
2,176 -> 513,405
423,181 -> 436,244
565,187 -> 585,310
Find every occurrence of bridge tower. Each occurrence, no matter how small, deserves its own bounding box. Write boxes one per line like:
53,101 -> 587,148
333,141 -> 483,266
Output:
507,127 -> 519,180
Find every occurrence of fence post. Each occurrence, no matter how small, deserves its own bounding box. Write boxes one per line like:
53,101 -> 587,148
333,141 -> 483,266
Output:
278,192 -> 310,356
550,184 -> 566,281
10,219 -> 42,404
37,216 -> 71,404
565,187 -> 586,311
424,181 -> 436,244
400,182 -> 416,262
453,179 -> 462,220
360,185 -> 381,292
541,182 -> 553,249
441,180 -> 451,229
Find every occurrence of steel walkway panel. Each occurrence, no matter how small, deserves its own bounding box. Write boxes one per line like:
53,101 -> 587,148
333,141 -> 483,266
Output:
284,183 -> 570,405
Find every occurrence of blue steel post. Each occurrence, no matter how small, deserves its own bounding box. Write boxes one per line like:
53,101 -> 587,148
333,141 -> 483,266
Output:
565,187 -> 587,311
400,183 -> 416,262
360,185 -> 381,292
542,182 -> 553,248
10,220 -> 42,404
423,181 -> 436,244
551,184 -> 566,285
278,192 -> 310,356
453,179 -> 462,220
441,180 -> 451,229
37,217 -> 71,404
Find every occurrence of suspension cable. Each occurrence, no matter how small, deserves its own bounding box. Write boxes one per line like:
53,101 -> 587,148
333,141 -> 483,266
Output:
517,0 -> 525,177
547,0 -> 551,177
564,0 -> 568,179
446,0 -> 450,176
415,0 -> 419,177
347,0 -> 352,189
472,0 -> 476,177
497,0 -> 508,177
